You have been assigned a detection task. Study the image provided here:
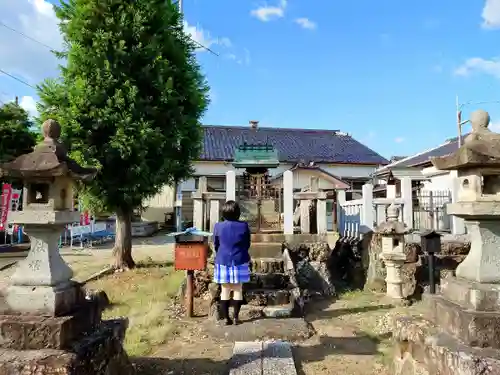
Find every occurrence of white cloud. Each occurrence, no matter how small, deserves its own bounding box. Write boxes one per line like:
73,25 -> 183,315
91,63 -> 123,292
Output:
183,21 -> 232,54
490,121 -> 500,131
454,57 -> 500,79
0,0 -> 63,84
294,18 -> 317,30
394,137 -> 405,143
251,0 -> 287,22
19,95 -> 38,117
482,0 -> 500,29
223,48 -> 251,66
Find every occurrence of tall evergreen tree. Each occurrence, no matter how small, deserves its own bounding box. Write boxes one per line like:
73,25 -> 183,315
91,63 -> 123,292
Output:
38,0 -> 209,269
0,102 -> 36,163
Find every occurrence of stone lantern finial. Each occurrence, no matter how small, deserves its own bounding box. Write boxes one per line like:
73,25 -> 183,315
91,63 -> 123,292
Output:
41,118 -> 62,141
470,109 -> 490,133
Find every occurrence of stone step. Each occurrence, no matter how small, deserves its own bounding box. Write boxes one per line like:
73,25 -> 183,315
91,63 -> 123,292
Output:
263,304 -> 294,318
246,288 -> 291,306
249,242 -> 283,258
229,341 -> 297,375
247,273 -> 290,290
229,341 -> 261,375
250,258 -> 284,274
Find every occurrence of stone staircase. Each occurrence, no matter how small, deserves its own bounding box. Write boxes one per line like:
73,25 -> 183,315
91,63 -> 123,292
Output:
228,340 -> 297,375
243,238 -> 299,318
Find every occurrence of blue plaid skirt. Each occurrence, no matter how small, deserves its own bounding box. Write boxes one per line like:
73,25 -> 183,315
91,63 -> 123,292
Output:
213,263 -> 251,284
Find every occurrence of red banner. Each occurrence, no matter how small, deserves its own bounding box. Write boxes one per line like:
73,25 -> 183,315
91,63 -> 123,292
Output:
0,184 -> 12,231
80,210 -> 90,226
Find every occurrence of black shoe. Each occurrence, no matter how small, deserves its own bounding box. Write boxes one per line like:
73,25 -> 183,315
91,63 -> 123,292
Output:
233,300 -> 243,325
220,300 -> 233,325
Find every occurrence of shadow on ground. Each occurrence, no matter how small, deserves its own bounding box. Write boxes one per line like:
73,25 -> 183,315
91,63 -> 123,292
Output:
133,331 -> 391,375
303,294 -> 394,322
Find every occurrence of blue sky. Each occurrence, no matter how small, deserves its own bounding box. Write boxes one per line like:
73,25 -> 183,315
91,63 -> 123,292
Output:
1,0 -> 500,159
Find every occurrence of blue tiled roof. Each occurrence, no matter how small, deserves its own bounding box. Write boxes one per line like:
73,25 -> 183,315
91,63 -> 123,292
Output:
201,125 -> 389,165
388,135 -> 465,168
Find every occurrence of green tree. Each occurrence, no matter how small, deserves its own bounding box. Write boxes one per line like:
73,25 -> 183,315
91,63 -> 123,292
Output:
38,0 -> 209,269
0,103 -> 37,163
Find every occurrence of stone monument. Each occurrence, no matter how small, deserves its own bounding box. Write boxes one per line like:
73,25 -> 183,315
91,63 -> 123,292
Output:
393,109 -> 500,375
376,203 -> 407,300
0,119 -> 134,374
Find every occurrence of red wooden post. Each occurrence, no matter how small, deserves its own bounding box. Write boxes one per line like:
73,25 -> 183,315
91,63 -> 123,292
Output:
174,235 -> 208,318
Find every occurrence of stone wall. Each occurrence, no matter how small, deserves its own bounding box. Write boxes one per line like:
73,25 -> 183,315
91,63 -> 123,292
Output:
362,232 -> 470,298
283,240 -> 336,299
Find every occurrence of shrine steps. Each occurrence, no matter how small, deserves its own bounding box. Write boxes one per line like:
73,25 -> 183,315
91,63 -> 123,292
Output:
245,243 -> 300,319
228,340 -> 297,375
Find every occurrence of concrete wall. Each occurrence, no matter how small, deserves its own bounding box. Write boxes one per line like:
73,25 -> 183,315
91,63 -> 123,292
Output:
141,161 -> 381,225
183,161 -> 380,192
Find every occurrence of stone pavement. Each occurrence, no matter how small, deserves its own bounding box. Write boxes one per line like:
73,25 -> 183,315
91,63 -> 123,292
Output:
229,341 -> 297,375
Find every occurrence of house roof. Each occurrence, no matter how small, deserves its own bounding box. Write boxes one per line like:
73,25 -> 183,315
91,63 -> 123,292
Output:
271,162 -> 351,189
375,135 -> 465,175
201,125 -> 389,165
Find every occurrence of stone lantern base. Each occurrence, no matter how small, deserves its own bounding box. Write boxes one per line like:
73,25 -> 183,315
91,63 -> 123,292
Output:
393,276 -> 500,375
0,291 -> 135,374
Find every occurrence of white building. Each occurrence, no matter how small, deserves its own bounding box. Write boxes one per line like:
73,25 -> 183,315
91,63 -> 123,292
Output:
142,121 -> 389,225
373,134 -> 464,233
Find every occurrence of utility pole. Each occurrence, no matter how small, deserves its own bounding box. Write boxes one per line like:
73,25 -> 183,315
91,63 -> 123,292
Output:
456,95 -> 464,148
178,0 -> 183,13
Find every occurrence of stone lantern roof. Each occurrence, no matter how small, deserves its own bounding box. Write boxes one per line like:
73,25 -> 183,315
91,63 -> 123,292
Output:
0,119 -> 97,181
431,109 -> 500,170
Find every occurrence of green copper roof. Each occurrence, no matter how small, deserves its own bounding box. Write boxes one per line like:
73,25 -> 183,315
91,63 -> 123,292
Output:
232,142 -> 279,169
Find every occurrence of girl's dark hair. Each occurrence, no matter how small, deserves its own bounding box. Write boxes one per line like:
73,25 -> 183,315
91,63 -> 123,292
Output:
221,200 -> 241,221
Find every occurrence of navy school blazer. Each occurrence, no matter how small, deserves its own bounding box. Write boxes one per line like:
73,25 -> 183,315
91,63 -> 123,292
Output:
213,220 -> 251,266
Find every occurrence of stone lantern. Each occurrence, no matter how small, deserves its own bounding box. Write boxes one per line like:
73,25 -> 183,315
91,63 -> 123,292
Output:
431,109 -> 500,283
0,119 -> 96,315
391,110 -> 500,375
0,119 -> 134,373
376,203 -> 408,299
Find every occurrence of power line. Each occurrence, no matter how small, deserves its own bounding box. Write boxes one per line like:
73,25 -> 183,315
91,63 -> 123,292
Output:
1,14 -> 218,56
0,21 -> 56,50
0,69 -> 36,89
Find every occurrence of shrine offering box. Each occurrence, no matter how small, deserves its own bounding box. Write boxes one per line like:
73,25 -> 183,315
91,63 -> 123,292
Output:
174,234 -> 208,271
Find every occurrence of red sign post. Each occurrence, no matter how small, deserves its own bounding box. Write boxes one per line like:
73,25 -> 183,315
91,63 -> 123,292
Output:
174,235 -> 208,317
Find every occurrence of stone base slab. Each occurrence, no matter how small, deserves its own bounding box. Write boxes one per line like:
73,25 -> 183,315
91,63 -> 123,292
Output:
0,299 -> 101,350
440,276 -> 500,311
250,258 -> 284,274
4,282 -> 84,316
425,293 -> 500,349
394,316 -> 500,375
246,273 -> 289,289
0,319 -> 134,375
245,288 -> 291,306
249,243 -> 283,259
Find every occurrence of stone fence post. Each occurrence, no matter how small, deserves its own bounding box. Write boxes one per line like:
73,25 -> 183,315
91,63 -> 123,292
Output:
226,170 -> 236,202
283,170 -> 294,234
450,171 -> 466,234
360,183 -> 374,232
192,176 -> 207,230
400,177 -> 413,229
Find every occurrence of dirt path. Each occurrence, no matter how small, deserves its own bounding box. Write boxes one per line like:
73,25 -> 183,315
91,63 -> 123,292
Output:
133,290 -> 424,375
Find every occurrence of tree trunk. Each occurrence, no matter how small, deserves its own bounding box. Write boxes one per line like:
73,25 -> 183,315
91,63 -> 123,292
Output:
112,207 -> 135,270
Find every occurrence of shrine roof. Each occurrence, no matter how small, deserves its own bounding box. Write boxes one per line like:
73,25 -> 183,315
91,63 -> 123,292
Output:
200,125 -> 388,165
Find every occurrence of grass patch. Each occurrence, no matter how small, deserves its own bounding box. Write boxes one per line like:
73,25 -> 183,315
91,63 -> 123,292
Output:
86,263 -> 185,357
67,258 -> 111,282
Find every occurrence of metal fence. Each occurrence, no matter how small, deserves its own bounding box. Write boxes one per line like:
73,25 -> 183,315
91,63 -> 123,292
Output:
412,189 -> 452,231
